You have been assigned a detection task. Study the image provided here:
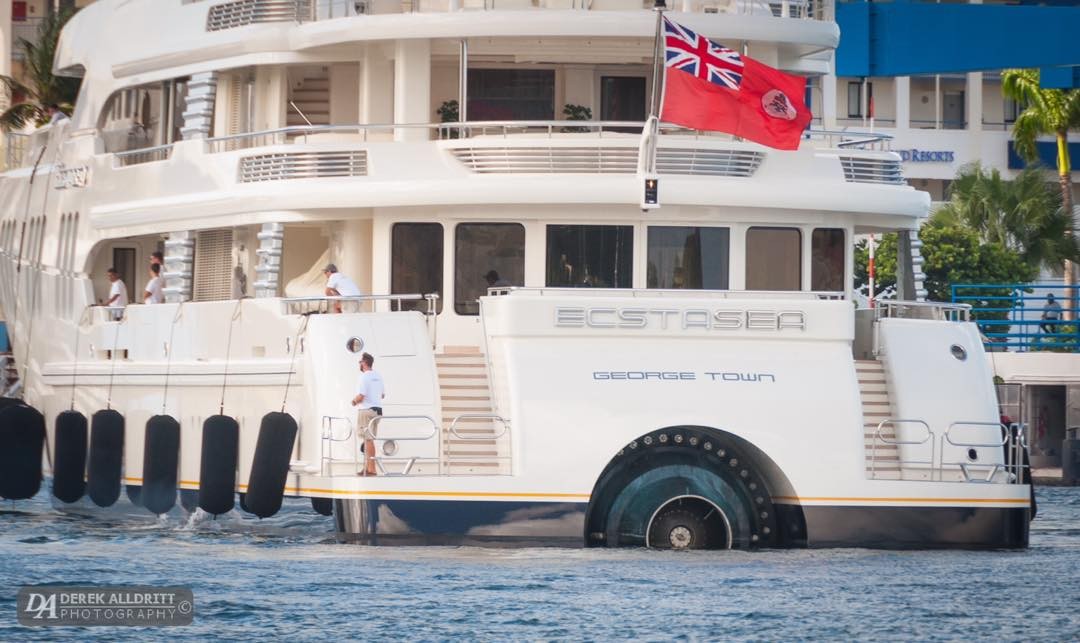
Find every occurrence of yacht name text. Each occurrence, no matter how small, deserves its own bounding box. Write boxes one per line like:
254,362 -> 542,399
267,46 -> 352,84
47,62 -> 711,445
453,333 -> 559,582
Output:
554,307 -> 806,331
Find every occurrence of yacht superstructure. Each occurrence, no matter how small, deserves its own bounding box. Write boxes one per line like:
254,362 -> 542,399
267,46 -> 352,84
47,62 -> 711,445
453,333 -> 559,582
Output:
0,0 -> 1031,548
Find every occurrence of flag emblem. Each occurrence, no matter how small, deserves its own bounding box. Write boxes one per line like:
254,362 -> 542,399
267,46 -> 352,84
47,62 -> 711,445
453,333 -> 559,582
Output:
663,18 -> 744,91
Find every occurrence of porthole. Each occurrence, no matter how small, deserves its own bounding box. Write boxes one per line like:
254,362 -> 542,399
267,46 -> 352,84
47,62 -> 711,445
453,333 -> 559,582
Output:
346,337 -> 364,353
950,344 -> 967,361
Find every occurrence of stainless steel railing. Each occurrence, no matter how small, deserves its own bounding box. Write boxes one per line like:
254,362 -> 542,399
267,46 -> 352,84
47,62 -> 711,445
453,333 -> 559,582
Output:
280,293 -> 440,346
870,418 -> 934,480
363,415 -> 441,476
874,300 -> 972,322
297,0 -> 826,19
486,286 -> 845,300
867,417 -> 1029,484
112,144 -> 175,168
202,122 -> 893,153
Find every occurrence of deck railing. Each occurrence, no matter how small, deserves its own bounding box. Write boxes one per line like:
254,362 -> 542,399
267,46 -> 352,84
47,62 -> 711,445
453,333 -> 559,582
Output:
293,0 -> 827,21
868,419 -> 1029,484
203,121 -> 892,153
3,133 -> 29,171
950,283 -> 1079,353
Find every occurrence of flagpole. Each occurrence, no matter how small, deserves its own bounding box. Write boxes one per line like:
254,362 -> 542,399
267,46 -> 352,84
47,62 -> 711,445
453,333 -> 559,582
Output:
648,0 -> 666,120
639,0 -> 666,209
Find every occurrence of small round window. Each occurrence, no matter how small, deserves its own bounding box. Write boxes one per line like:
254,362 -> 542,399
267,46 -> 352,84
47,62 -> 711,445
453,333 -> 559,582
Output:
950,344 -> 967,361
346,337 -> 364,354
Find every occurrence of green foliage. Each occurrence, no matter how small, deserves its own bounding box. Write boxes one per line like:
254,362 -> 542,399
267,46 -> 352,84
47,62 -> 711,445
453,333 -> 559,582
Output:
436,100 -> 459,123
855,222 -> 1035,323
0,9 -> 81,129
1001,69 -> 1080,174
561,104 -> 593,133
562,104 -> 593,121
932,162 -> 1080,272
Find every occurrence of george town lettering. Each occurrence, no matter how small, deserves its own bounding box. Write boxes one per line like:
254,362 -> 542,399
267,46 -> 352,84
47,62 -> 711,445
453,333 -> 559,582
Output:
593,371 -> 776,383
555,306 -> 806,331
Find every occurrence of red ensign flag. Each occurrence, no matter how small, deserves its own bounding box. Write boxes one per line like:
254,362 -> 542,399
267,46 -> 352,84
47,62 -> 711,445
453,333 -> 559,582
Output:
659,18 -> 812,151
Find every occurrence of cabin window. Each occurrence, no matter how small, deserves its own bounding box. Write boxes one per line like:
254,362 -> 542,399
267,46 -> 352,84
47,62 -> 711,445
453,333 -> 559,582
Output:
745,227 -> 801,291
601,76 -> 647,129
98,79 -> 188,154
647,226 -> 729,290
468,69 -> 555,121
546,225 -> 632,288
392,223 -> 444,313
454,223 -> 525,315
811,228 -> 846,292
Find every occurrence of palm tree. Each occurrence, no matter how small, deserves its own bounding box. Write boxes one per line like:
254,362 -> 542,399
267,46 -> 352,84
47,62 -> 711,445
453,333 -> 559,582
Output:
0,8 -> 81,129
933,162 -> 1079,274
1002,68 -> 1080,319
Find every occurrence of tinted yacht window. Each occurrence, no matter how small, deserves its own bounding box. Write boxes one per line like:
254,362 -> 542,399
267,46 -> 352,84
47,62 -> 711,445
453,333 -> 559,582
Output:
811,228 -> 846,292
468,69 -> 555,121
546,225 -> 632,288
455,223 -> 525,315
647,226 -> 729,289
392,223 -> 443,312
745,227 -> 801,291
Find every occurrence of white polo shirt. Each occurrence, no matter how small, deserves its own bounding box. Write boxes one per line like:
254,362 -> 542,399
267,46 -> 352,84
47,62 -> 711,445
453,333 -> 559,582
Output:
144,276 -> 164,304
109,280 -> 129,307
327,272 -> 362,297
356,369 -> 385,410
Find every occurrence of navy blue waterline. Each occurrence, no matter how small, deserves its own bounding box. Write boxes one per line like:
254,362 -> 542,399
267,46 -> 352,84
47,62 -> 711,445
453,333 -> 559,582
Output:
1,488 -> 1078,640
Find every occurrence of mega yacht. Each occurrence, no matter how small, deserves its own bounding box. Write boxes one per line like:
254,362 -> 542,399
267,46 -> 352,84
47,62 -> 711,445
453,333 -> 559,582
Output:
0,0 -> 1031,549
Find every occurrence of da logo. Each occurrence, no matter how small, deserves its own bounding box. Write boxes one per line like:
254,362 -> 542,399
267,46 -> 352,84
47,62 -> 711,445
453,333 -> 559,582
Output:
762,89 -> 798,121
24,592 -> 58,620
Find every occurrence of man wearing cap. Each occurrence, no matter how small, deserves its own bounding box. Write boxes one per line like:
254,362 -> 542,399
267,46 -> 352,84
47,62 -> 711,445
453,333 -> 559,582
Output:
323,263 -> 362,312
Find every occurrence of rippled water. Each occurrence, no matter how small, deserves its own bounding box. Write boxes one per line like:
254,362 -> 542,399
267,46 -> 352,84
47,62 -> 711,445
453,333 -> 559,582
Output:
1,488 -> 1078,640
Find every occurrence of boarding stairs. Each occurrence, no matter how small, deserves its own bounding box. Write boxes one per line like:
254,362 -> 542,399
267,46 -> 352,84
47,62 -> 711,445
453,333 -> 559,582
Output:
858,359 -> 902,480
436,349 -> 511,475
287,69 -> 330,127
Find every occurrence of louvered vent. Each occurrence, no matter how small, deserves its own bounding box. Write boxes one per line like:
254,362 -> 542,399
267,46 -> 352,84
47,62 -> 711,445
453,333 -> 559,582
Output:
238,151 -> 368,182
193,229 -> 234,302
656,149 -> 763,177
839,156 -> 905,185
451,147 -> 639,174
450,147 -> 763,177
206,0 -> 311,32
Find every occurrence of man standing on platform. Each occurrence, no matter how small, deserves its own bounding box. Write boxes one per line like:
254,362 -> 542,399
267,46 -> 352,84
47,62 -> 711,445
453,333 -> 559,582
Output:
351,352 -> 385,476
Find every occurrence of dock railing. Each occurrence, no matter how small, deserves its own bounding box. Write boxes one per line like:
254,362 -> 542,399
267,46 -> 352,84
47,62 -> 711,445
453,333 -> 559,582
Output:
950,283 -> 1079,352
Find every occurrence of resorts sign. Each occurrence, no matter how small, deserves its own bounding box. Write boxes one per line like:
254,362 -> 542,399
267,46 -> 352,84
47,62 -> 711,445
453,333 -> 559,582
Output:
897,149 -> 955,163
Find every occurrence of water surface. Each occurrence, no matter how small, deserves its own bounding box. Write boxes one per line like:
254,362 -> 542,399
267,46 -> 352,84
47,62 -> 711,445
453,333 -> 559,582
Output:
1,488 -> 1077,640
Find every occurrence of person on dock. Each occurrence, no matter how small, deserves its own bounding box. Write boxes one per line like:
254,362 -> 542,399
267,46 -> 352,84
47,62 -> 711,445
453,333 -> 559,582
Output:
351,352 -> 385,476
1040,293 -> 1062,335
143,263 -> 164,304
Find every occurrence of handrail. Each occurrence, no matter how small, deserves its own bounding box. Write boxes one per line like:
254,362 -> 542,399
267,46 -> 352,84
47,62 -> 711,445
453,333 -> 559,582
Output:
320,415 -> 355,476
280,293 -> 436,314
868,417 -> 1029,485
363,414 -> 440,476
448,414 -> 510,440
202,122 -> 892,151
298,0 -> 826,20
870,419 -> 934,480
873,299 -> 971,322
486,286 -> 845,300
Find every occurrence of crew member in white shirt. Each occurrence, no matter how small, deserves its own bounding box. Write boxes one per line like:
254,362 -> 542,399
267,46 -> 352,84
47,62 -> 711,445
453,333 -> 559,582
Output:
105,267 -> 128,319
350,352 -> 385,476
323,263 -> 362,313
143,263 -> 165,304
